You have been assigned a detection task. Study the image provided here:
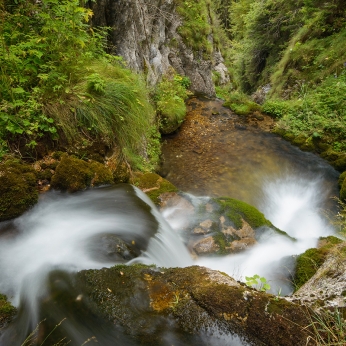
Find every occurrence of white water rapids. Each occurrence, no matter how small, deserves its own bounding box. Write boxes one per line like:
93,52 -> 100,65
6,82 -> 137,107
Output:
194,172 -> 336,294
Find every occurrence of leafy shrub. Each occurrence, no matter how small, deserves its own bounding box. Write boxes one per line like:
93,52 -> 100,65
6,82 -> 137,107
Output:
155,72 -> 190,134
0,0 -> 157,170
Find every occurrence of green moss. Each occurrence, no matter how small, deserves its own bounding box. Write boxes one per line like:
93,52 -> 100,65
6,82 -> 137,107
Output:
212,232 -> 229,254
0,160 -> 38,221
37,168 -> 53,181
214,197 -> 272,230
131,173 -> 178,205
51,154 -> 113,192
0,293 -> 16,328
338,171 -> 346,189
267,298 -> 293,315
294,237 -> 343,291
0,294 -> 16,315
89,161 -> 113,186
340,172 -> 346,201
223,92 -> 261,115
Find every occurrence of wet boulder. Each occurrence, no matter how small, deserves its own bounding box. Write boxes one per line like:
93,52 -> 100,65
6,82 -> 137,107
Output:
87,234 -> 140,263
76,265 -> 314,346
0,160 -> 38,221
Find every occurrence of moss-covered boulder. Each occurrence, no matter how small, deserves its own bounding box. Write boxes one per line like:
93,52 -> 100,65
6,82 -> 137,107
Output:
76,265 -> 313,346
294,236 -> 343,291
214,197 -> 272,230
130,172 -> 178,205
0,293 -> 16,329
51,154 -> 113,192
158,194 -> 293,256
0,160 -> 38,221
292,240 -> 346,312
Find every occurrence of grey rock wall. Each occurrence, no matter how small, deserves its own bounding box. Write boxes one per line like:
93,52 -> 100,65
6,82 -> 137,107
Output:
87,0 -> 228,97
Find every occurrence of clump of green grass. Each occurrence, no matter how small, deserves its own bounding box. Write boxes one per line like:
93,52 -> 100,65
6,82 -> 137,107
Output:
308,308 -> 346,346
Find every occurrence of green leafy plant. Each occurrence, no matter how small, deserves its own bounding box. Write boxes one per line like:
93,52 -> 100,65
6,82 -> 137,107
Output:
245,274 -> 271,292
155,71 -> 190,134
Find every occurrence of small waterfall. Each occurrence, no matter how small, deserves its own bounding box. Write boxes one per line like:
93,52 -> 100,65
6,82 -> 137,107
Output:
0,185 -> 192,344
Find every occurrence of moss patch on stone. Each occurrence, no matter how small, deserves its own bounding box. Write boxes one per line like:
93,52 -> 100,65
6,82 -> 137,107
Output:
51,154 -> 113,192
214,197 -> 272,230
338,171 -> 346,189
294,236 -> 343,291
131,173 -> 178,205
0,159 -> 38,221
0,293 -> 16,329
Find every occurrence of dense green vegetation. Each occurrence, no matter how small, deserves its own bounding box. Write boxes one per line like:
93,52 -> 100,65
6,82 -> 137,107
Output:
0,0 -> 159,170
154,71 -> 191,134
215,0 -> 346,162
175,0 -> 231,62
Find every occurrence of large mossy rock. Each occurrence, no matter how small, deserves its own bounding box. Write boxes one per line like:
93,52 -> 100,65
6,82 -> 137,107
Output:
291,239 -> 346,312
0,160 -> 38,221
77,265 -> 313,346
51,154 -> 113,192
294,236 -> 343,292
159,194 -> 294,256
0,293 -> 16,330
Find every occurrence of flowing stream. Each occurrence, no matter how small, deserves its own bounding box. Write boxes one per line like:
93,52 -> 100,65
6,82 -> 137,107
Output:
0,98 -> 340,345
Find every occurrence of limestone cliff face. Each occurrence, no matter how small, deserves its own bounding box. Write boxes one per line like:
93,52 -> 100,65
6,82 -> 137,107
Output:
87,0 -> 229,97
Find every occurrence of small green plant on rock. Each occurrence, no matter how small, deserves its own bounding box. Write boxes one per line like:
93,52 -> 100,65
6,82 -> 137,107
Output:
245,274 -> 271,292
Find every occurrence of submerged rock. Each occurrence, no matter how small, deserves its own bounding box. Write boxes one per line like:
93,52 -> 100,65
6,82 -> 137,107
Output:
193,236 -> 220,255
76,264 -> 314,345
0,160 -> 38,221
